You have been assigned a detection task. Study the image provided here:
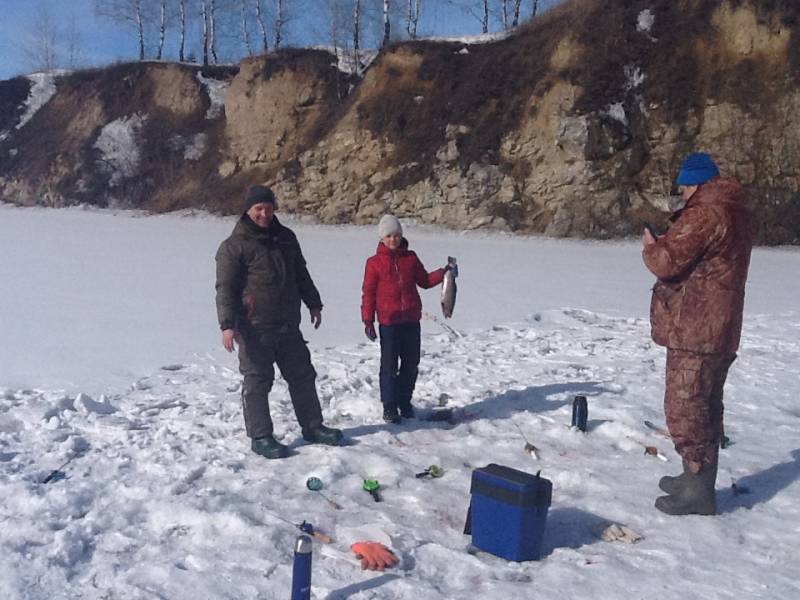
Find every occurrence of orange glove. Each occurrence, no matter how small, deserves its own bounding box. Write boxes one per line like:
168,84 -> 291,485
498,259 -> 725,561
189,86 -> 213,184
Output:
350,541 -> 398,571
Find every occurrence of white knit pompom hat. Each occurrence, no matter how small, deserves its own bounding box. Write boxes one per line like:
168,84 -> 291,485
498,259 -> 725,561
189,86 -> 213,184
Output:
378,214 -> 403,238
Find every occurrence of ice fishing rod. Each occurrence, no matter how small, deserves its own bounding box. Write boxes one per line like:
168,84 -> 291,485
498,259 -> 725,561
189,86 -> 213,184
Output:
260,505 -> 333,543
421,311 -> 463,338
42,454 -> 80,484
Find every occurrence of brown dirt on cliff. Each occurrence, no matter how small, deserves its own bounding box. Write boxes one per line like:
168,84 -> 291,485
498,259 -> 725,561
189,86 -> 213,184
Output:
351,0 -> 799,195
3,62 -> 238,208
353,30 -> 562,189
260,49 -> 360,161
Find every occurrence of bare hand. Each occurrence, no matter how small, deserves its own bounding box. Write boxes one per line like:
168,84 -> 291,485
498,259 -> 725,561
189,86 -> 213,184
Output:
222,329 -> 238,352
643,228 -> 656,247
310,308 -> 322,329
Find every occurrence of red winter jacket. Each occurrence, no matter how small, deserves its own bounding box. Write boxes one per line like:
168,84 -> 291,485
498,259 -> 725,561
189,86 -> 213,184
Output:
361,239 -> 445,326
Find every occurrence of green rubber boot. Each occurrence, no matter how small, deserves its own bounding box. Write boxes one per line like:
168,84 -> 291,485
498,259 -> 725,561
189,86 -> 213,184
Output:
251,434 -> 290,459
302,424 -> 343,446
655,451 -> 718,516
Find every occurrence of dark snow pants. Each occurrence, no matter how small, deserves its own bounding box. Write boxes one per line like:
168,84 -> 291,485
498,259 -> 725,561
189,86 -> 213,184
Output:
664,349 -> 736,471
237,326 -> 323,438
378,322 -> 421,411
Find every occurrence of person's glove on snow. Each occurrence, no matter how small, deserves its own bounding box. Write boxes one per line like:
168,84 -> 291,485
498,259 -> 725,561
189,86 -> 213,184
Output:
364,322 -> 377,342
350,541 -> 398,570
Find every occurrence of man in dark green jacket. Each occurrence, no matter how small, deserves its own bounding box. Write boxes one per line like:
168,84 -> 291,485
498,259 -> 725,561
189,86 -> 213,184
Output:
216,185 -> 343,459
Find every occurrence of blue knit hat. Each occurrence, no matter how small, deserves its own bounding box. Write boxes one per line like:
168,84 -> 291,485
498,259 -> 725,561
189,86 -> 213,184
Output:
676,152 -> 720,186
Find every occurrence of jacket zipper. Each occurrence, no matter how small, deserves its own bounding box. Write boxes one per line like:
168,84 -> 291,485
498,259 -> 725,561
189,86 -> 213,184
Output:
393,254 -> 406,313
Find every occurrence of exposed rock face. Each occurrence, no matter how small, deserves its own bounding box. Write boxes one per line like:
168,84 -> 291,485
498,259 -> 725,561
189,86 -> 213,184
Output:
1,0 -> 798,243
223,51 -> 352,176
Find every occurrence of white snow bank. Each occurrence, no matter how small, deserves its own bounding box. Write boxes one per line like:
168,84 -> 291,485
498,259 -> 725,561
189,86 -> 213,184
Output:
184,133 -> 207,160
310,46 -> 379,76
637,9 -> 655,33
93,114 -> 147,186
605,102 -> 627,125
196,72 -> 229,119
427,31 -> 511,45
16,72 -> 58,130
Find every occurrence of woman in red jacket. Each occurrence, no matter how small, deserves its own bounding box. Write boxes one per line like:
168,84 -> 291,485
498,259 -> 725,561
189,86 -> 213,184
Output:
361,215 -> 447,423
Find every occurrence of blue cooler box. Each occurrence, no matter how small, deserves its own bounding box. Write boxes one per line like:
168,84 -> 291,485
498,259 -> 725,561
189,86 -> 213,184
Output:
469,464 -> 552,561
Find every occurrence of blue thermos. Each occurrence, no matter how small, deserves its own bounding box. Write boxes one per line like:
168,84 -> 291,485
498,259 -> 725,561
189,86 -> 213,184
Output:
572,395 -> 588,431
291,535 -> 313,600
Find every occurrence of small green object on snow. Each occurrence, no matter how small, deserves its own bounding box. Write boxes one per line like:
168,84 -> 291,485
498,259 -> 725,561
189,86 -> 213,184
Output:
363,478 -> 382,502
427,465 -> 444,478
721,435 -> 734,449
306,476 -> 342,509
415,464 -> 445,478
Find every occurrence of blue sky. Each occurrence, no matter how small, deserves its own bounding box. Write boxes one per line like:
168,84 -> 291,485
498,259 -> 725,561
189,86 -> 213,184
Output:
0,0 -> 559,80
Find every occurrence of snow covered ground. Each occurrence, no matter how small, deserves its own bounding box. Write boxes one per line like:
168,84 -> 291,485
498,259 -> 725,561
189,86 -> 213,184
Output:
1,203 -> 799,599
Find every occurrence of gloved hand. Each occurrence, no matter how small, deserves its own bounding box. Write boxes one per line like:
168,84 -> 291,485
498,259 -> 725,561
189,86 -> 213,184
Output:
364,322 -> 377,342
350,541 -> 398,571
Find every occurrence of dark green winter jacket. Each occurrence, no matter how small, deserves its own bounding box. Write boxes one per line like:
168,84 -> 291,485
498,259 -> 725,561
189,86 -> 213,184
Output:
215,214 -> 322,333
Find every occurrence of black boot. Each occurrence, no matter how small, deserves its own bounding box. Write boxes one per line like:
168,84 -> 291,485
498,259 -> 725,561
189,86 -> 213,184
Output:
399,403 -> 416,419
658,460 -> 691,495
655,452 -> 718,516
383,406 -> 401,424
302,424 -> 343,446
251,434 -> 290,459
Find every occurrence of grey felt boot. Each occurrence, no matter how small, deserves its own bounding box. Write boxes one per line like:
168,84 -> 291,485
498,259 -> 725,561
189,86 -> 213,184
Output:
659,461 -> 691,495
655,451 -> 718,516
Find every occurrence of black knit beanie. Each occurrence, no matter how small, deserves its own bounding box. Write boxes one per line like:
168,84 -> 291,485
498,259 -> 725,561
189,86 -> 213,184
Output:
244,185 -> 276,211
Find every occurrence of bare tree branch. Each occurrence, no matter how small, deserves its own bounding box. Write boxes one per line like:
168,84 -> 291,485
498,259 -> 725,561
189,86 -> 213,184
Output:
23,3 -> 58,72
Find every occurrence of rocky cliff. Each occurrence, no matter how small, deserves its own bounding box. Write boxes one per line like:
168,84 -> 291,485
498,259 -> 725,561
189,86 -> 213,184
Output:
1,0 -> 798,243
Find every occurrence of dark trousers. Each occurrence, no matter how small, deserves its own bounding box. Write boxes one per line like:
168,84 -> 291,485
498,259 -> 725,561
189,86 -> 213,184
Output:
664,349 -> 736,470
378,322 -> 421,410
237,327 -> 323,438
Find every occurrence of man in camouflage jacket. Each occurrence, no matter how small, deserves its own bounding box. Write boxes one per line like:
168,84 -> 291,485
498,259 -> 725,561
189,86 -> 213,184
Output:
215,185 -> 342,459
642,152 -> 753,515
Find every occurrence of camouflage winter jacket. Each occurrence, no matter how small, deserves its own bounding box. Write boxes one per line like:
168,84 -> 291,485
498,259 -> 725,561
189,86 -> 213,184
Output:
215,214 -> 322,333
643,177 -> 754,355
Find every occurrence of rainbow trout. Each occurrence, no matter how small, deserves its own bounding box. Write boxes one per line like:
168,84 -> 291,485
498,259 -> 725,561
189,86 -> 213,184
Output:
441,257 -> 458,318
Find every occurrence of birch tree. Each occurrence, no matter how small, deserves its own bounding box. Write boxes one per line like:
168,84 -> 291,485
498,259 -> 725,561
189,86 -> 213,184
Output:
200,0 -> 210,65
254,0 -> 269,52
156,0 -> 168,59
209,0 -> 219,64
239,0 -> 252,54
94,0 -> 148,61
178,0 -> 187,60
352,0 -> 361,56
511,0 -> 522,27
274,0 -> 285,50
382,0 -> 390,46
405,0 -> 420,39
